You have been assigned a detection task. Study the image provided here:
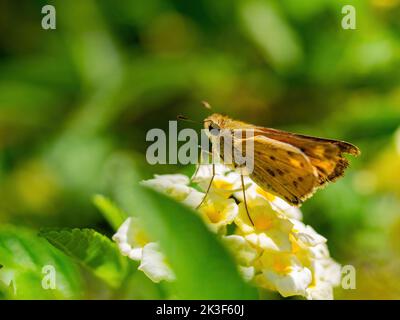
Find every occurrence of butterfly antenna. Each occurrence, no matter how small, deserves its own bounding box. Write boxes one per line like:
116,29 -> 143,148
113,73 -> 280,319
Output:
177,115 -> 198,124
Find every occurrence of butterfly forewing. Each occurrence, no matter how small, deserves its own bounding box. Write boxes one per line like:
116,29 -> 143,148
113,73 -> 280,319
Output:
253,127 -> 360,186
235,135 -> 319,205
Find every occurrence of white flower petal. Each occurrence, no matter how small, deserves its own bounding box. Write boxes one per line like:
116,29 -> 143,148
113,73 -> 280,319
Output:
141,174 -> 194,201
291,220 -> 327,247
142,174 -> 205,205
263,265 -> 312,298
113,217 -> 148,261
181,189 -> 205,209
192,164 -> 231,183
128,248 -> 143,261
312,258 -> 342,286
222,235 -> 258,266
258,232 -> 292,252
270,197 -> 303,220
306,281 -> 334,300
138,243 -> 175,283
239,266 -> 255,282
153,174 -> 190,185
308,243 -> 331,259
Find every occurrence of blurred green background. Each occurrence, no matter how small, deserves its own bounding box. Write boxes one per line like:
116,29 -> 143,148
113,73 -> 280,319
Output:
1,0 -> 400,299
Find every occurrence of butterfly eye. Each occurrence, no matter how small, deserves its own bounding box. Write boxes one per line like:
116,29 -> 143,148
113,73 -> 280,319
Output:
208,123 -> 220,136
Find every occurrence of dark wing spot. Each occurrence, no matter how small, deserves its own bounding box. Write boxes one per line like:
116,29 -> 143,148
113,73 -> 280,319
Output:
315,165 -> 328,175
287,151 -> 295,156
285,195 -> 301,205
269,155 -> 276,161
293,196 -> 300,205
324,148 -> 336,157
298,176 -> 304,182
266,168 -> 276,177
276,169 -> 284,176
293,181 -> 298,188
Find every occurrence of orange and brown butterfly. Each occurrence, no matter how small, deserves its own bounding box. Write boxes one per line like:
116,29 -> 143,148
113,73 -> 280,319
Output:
203,113 -> 360,207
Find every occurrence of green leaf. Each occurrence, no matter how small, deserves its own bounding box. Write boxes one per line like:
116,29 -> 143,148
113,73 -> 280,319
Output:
112,160 -> 258,299
0,225 -> 83,299
93,194 -> 127,231
39,228 -> 128,288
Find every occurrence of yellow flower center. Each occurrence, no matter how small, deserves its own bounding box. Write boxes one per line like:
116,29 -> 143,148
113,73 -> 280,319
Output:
256,187 -> 275,201
290,234 -> 302,254
135,230 -> 150,246
254,215 -> 273,231
273,256 -> 292,274
213,179 -> 234,190
202,205 -> 222,223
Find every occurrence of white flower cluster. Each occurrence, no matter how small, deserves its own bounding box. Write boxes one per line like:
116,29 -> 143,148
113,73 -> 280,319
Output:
113,165 -> 341,299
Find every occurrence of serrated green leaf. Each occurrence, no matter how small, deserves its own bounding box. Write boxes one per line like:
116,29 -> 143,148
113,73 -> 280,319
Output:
39,228 -> 128,288
0,225 -> 83,299
93,194 -> 127,231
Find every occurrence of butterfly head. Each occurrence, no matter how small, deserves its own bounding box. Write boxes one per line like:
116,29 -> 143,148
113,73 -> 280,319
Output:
204,113 -> 230,133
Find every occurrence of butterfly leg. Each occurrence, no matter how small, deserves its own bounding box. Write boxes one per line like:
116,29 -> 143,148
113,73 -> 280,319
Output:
241,174 -> 254,226
196,163 -> 215,209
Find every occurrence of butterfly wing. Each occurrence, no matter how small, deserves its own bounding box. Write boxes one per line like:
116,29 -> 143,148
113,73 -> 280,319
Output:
234,135 -> 320,205
253,127 -> 360,186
